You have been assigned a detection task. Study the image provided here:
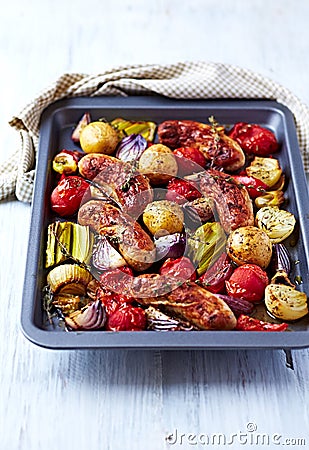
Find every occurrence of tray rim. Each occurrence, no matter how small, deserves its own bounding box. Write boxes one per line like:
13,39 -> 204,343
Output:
21,96 -> 309,350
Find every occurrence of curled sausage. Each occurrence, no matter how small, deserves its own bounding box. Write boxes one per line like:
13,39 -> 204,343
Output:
78,153 -> 153,218
78,200 -> 156,272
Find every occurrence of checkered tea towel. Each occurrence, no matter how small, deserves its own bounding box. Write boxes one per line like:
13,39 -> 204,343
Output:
3,61 -> 309,203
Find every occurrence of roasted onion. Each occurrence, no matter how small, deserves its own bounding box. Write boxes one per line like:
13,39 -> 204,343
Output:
65,300 -> 107,330
115,133 -> 147,162
47,264 -> 93,295
256,206 -> 296,243
216,294 -> 255,317
154,233 -> 186,261
265,284 -> 308,321
270,243 -> 291,275
92,236 -> 126,271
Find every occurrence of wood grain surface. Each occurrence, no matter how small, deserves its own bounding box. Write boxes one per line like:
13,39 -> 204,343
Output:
1,1 -> 309,449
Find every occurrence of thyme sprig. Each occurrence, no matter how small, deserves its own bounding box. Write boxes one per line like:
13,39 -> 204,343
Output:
85,178 -> 122,209
50,227 -> 91,272
208,115 -> 222,166
120,159 -> 140,192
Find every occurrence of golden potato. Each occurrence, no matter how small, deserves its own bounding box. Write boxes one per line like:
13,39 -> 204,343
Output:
143,200 -> 184,237
226,226 -> 272,269
138,144 -> 178,185
80,121 -> 119,155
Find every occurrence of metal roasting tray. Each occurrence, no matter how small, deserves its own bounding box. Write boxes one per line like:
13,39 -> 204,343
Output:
21,97 -> 309,349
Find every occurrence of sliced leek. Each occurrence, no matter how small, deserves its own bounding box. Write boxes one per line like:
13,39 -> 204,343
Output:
188,222 -> 226,275
71,223 -> 94,265
55,222 -> 71,264
45,222 -> 94,268
111,118 -> 156,142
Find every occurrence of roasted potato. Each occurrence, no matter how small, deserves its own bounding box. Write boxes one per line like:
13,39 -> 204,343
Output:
143,200 -> 184,237
80,121 -> 119,155
226,226 -> 272,269
138,144 -> 178,184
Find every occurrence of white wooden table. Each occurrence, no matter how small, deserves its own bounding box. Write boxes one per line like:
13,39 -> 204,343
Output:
1,1 -> 309,449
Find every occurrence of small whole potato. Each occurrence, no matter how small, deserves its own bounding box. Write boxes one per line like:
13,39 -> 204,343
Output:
143,200 -> 184,237
226,226 -> 272,269
80,121 -> 119,155
138,144 -> 178,185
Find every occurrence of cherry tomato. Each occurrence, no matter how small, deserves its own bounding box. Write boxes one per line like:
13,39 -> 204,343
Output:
96,287 -> 134,315
96,288 -> 120,315
50,176 -> 90,216
198,253 -> 234,294
106,304 -> 146,331
165,178 -> 202,204
229,122 -> 279,156
225,264 -> 269,303
173,147 -> 207,175
160,257 -> 196,281
236,314 -> 288,331
99,267 -> 134,295
231,174 -> 268,199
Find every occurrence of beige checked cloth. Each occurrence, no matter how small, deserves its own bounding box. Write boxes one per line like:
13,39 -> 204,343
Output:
3,61 -> 309,203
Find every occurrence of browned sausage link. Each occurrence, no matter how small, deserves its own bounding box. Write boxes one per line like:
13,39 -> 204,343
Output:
158,120 -> 213,149
131,274 -> 237,330
78,200 -> 155,271
199,169 -> 254,234
183,197 -> 214,224
158,120 -> 245,172
78,154 -> 153,217
78,153 -> 121,180
78,200 -> 125,232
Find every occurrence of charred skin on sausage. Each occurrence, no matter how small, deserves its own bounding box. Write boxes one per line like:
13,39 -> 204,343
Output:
78,200 -> 156,271
199,169 -> 254,234
78,153 -> 153,218
157,120 -> 245,172
131,274 -> 237,330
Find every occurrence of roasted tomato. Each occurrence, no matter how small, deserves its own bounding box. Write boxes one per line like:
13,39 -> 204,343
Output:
231,175 -> 268,199
236,314 -> 288,331
225,263 -> 269,303
50,176 -> 90,216
96,287 -> 134,315
106,304 -> 147,331
198,253 -> 234,294
173,146 -> 207,175
229,122 -> 279,156
160,257 -> 196,281
165,178 -> 202,204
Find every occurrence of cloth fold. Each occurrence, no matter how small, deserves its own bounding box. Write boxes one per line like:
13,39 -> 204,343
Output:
3,61 -> 309,203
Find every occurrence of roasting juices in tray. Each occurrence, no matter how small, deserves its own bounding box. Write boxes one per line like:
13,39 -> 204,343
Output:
43,114 -> 308,333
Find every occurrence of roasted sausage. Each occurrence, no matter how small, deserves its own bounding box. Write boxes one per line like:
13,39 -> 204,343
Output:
130,273 -> 237,330
158,120 -> 245,172
182,196 -> 214,226
78,200 -> 156,271
78,153 -> 153,217
199,169 -> 254,234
